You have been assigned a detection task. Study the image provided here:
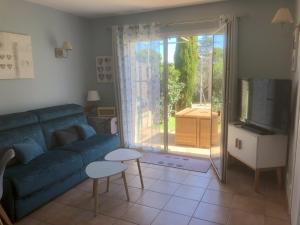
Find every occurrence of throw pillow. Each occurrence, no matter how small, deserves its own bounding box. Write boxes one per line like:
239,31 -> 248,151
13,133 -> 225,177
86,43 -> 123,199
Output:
77,124 -> 96,139
13,138 -> 44,164
54,126 -> 81,146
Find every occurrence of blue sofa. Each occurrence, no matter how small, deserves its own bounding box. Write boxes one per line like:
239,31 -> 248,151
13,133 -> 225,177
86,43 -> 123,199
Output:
0,104 -> 120,221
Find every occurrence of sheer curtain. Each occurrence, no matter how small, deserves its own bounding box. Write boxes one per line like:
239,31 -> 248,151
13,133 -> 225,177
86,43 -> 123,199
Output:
112,24 -> 163,151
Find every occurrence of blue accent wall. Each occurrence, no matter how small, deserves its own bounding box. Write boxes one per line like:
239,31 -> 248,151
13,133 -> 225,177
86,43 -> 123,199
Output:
0,0 -> 94,114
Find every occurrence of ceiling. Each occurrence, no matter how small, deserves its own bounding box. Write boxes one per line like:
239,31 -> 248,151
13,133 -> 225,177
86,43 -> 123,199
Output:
24,0 -> 224,18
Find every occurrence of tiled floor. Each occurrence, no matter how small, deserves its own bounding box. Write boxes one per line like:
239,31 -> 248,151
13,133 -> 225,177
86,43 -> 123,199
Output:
16,158 -> 290,225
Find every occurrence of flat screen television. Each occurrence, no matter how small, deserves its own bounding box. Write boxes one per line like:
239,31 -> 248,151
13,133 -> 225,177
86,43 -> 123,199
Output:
239,78 -> 291,134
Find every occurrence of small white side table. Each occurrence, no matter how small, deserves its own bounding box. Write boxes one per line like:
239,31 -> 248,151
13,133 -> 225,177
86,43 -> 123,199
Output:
105,148 -> 144,189
85,161 -> 129,216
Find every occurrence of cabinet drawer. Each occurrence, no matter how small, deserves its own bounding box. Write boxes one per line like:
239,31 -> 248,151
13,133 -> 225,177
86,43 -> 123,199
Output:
228,126 -> 257,168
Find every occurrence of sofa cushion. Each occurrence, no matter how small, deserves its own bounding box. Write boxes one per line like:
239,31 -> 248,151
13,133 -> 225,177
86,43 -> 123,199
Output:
0,124 -> 47,154
54,126 -> 81,146
0,112 -> 38,132
13,138 -> 44,164
4,150 -> 83,198
30,104 -> 84,122
61,134 -> 120,165
77,124 -> 96,140
41,114 -> 87,149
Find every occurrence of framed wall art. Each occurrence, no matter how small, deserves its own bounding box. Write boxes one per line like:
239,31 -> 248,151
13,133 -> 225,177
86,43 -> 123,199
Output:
0,32 -> 34,79
96,56 -> 114,83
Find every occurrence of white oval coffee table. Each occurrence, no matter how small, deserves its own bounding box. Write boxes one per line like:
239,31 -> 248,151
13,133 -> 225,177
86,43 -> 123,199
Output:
85,161 -> 129,216
105,148 -> 144,189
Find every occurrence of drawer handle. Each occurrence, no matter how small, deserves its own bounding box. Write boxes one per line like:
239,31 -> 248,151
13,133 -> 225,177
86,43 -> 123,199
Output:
235,138 -> 242,149
238,140 -> 242,149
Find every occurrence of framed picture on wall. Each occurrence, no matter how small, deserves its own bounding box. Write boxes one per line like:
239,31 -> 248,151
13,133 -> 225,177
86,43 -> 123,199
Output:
292,26 -> 299,72
96,56 -> 114,83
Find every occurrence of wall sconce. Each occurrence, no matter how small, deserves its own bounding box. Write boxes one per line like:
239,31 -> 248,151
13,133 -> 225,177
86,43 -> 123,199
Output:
272,8 -> 294,24
55,41 -> 73,58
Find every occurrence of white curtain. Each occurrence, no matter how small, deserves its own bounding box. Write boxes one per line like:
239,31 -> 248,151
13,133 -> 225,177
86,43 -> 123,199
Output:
112,24 -> 163,151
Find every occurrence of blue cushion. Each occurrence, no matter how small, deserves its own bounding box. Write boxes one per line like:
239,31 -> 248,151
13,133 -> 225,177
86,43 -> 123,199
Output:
61,134 -> 120,165
77,124 -> 96,139
4,150 -> 83,198
0,124 -> 47,154
13,138 -> 44,164
41,114 -> 87,149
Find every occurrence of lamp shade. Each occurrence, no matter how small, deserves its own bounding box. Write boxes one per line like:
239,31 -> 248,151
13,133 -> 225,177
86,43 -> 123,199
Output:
272,8 -> 294,24
63,41 -> 73,50
87,90 -> 100,101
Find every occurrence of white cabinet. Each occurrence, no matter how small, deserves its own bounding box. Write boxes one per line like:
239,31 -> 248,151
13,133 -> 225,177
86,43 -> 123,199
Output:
228,124 -> 288,191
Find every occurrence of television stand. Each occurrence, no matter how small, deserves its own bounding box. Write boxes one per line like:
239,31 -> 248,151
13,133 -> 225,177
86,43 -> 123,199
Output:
228,123 -> 288,192
240,124 -> 274,135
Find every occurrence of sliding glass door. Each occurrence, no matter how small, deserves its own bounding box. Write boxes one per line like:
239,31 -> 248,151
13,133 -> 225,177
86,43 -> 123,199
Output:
114,23 -> 230,181
209,25 -> 229,181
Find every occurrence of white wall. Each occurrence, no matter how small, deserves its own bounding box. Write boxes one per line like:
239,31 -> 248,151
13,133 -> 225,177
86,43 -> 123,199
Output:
0,0 -> 94,114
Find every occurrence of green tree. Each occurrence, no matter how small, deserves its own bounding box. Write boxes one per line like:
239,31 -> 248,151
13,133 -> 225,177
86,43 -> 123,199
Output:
174,36 -> 199,110
212,47 -> 224,112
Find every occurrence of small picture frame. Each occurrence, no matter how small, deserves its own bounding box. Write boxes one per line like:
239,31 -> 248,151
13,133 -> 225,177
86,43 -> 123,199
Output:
96,56 -> 114,83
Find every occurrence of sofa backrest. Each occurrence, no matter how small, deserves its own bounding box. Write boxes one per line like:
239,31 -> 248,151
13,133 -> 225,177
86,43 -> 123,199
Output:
0,112 -> 47,153
30,104 -> 87,149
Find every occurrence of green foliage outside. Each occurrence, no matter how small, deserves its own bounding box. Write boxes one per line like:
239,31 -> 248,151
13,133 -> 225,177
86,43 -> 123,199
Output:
174,37 -> 199,111
212,47 -> 224,112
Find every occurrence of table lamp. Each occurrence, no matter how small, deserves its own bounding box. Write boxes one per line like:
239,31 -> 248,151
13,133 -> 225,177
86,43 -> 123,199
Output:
86,90 -> 100,114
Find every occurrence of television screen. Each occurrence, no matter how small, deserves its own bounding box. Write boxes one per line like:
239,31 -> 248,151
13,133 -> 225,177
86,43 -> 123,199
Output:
239,79 -> 291,133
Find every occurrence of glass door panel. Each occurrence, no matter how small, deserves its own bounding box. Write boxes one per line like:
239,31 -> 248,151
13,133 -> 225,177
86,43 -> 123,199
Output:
210,27 -> 227,180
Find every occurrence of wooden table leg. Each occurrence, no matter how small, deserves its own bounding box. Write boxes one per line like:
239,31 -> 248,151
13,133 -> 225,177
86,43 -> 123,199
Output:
276,167 -> 283,189
254,169 -> 260,192
93,179 -> 99,216
107,177 -> 110,192
0,205 -> 12,225
137,159 -> 144,189
122,172 -> 130,201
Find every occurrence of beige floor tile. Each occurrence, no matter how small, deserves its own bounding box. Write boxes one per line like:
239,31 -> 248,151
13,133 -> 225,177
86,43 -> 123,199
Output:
100,197 -> 134,218
164,196 -> 199,216
112,174 -> 137,185
72,210 -> 116,225
231,194 -> 265,214
126,165 -> 140,175
265,201 -> 290,220
193,202 -> 230,225
207,179 -> 234,193
184,175 -> 211,188
31,202 -> 66,222
16,217 -> 47,225
188,218 -> 221,225
148,180 -> 180,194
44,204 -> 82,225
201,189 -> 233,207
227,209 -> 264,225
136,190 -> 171,209
151,210 -> 190,225
113,219 -> 138,225
143,167 -> 164,179
121,204 -> 159,225
265,217 -> 291,225
160,171 -> 189,183
127,176 -> 156,189
174,185 -> 205,201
